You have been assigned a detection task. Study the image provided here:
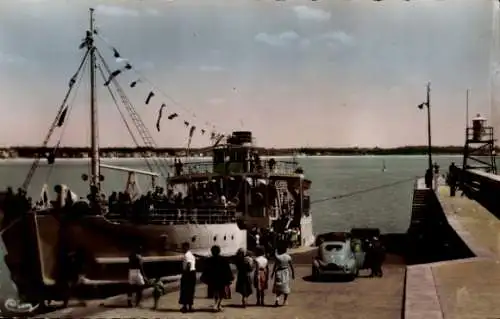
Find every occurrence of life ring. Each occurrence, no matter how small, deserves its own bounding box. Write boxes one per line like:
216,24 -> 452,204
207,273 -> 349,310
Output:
0,298 -> 40,316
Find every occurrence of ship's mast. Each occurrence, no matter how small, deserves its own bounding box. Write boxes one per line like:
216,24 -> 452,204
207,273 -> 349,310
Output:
89,8 -> 101,192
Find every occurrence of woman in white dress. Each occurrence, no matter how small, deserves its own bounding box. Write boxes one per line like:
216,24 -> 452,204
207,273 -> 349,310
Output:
253,246 -> 269,306
127,246 -> 146,307
271,243 -> 295,307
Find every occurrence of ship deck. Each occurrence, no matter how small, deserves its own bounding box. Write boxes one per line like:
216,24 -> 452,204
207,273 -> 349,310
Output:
405,181 -> 500,319
40,247 -> 406,319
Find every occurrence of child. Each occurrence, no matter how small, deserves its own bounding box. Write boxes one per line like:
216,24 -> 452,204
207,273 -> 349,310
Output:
151,278 -> 166,310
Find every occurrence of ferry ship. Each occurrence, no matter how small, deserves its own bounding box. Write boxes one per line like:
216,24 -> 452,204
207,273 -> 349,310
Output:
0,8 -> 314,307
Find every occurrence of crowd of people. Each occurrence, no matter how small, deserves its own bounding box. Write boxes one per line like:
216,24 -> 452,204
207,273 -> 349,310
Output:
425,161 -> 460,197
1,161 -> 295,228
125,241 -> 295,313
248,226 -> 302,258
123,237 -> 385,313
2,179 -> 239,224
106,182 -> 237,224
1,187 -> 32,226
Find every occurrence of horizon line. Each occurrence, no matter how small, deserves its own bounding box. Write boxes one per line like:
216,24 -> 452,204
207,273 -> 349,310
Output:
0,145 -> 469,150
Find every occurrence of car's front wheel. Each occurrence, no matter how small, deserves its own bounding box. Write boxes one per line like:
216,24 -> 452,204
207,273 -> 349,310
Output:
347,268 -> 358,281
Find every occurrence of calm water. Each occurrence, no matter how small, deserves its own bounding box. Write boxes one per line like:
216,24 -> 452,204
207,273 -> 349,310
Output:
0,155 -> 461,301
0,155 -> 463,234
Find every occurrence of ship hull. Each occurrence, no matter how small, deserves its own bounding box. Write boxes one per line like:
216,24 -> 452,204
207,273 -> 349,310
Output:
38,214 -> 247,281
83,216 -> 248,259
0,208 -> 312,305
0,211 -> 247,304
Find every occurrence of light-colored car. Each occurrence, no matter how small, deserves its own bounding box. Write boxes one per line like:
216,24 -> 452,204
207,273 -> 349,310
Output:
312,240 -> 365,279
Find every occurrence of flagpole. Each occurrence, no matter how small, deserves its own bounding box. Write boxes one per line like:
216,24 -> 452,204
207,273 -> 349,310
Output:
466,89 -> 470,130
426,82 -> 432,171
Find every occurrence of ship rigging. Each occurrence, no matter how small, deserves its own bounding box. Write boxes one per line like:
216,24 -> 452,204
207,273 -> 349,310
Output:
0,8 -> 315,310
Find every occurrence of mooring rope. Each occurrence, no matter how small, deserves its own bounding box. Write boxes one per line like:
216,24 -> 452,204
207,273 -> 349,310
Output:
0,217 -> 22,236
311,176 -> 419,204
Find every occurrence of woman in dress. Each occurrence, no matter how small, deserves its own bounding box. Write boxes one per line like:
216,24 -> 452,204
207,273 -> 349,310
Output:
201,245 -> 234,312
253,246 -> 269,306
127,246 -> 147,307
179,242 -> 196,313
234,248 -> 253,307
271,242 -> 295,306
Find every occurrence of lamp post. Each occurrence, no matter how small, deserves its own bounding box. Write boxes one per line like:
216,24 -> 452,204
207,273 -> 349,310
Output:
417,82 -> 432,171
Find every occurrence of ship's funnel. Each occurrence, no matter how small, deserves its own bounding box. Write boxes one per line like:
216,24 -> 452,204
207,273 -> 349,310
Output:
228,131 -> 253,145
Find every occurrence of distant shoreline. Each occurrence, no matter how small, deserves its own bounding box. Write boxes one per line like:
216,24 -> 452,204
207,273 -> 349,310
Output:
0,154 -> 467,163
0,145 -> 485,159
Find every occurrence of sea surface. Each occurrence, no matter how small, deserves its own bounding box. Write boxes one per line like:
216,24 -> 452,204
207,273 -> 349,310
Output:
0,154 -> 463,300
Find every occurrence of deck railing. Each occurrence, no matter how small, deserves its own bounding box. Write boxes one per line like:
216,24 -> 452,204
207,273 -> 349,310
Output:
106,207 -> 239,225
170,159 -> 300,176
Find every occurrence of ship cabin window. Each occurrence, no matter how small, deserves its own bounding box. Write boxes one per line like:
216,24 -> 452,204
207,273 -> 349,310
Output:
213,236 -> 217,241
213,149 -> 226,165
228,147 -> 251,172
229,148 -> 248,163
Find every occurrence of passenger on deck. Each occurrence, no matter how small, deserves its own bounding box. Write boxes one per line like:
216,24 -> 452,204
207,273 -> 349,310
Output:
268,158 -> 276,172
254,152 -> 261,167
108,191 -> 118,215
1,187 -> 30,225
52,185 -> 64,209
174,159 -> 184,176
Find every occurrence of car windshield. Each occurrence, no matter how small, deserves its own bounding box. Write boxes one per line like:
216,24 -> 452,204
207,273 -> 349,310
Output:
324,244 -> 344,252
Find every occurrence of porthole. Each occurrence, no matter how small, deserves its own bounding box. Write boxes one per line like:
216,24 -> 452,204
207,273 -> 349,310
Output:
213,236 -> 217,241
191,236 -> 196,242
231,235 -> 234,240
224,235 -> 227,241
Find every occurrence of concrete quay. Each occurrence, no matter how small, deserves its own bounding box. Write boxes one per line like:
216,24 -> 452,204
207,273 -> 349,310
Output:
405,181 -> 500,319
41,174 -> 500,319
40,247 -> 406,319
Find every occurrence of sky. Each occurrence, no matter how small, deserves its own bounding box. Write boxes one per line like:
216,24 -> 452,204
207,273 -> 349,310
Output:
0,0 -> 497,148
